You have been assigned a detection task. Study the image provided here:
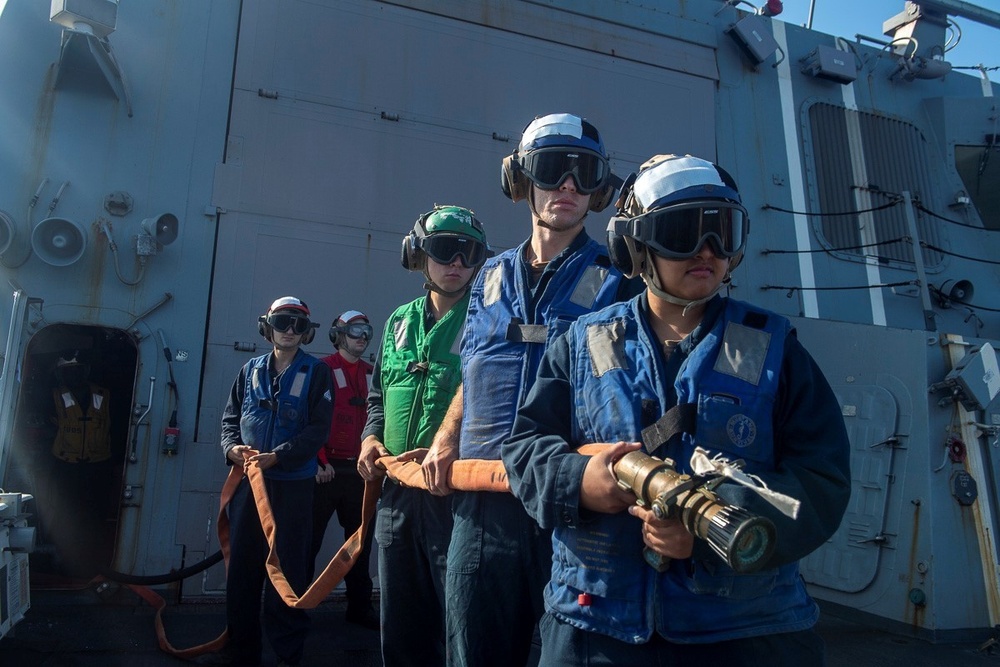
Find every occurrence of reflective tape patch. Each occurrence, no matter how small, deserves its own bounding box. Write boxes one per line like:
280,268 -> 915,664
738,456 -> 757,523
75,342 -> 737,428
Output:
449,327 -> 463,356
483,265 -> 503,307
586,320 -> 627,377
714,322 -> 770,386
289,369 -> 307,398
393,318 -> 408,351
333,367 -> 347,389
570,265 -> 608,309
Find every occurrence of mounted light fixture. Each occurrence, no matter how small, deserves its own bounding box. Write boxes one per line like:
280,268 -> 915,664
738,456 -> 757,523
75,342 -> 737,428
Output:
49,0 -> 133,116
49,0 -> 118,38
800,44 -> 858,84
725,13 -> 780,65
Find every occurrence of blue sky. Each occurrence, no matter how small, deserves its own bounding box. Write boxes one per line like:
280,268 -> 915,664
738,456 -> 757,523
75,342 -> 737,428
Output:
776,0 -> 997,75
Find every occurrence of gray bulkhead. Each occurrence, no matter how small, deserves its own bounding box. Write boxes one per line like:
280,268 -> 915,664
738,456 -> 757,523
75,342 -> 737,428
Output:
0,0 -> 998,641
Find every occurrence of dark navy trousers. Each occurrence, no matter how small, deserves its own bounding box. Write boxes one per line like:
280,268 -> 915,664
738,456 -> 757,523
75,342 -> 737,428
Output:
446,491 -> 551,667
538,612 -> 826,666
309,460 -> 374,608
226,476 -> 313,666
376,479 -> 452,667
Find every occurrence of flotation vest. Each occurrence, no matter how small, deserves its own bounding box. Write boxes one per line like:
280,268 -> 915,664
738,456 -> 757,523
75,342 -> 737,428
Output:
549,297 -> 816,644
459,236 -> 627,459
381,293 -> 468,456
51,384 -> 111,462
239,348 -> 324,480
321,353 -> 373,461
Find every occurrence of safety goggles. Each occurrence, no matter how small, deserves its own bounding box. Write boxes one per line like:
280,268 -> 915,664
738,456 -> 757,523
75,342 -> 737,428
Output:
420,235 -> 489,268
616,200 -> 748,259
519,147 -> 610,194
343,322 -> 373,340
266,313 -> 312,335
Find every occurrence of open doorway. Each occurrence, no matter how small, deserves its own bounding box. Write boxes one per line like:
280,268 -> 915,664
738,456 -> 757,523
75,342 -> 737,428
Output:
4,324 -> 137,587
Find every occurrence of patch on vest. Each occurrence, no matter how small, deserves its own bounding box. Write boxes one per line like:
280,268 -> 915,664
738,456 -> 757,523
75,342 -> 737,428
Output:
449,327 -> 463,356
289,369 -> 307,398
726,413 -> 757,448
586,320 -> 627,377
393,318 -> 409,351
570,265 -> 608,309
252,368 -> 262,391
483,264 -> 503,307
713,322 -> 770,386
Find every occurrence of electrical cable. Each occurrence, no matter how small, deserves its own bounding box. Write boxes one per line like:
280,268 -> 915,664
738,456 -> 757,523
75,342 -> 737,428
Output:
99,550 -> 223,585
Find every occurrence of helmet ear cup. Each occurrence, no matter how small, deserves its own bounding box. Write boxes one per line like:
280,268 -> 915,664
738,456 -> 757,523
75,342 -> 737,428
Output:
606,218 -> 646,279
400,232 -> 423,272
589,182 -> 616,212
329,325 -> 341,347
302,326 -> 316,346
501,154 -> 528,202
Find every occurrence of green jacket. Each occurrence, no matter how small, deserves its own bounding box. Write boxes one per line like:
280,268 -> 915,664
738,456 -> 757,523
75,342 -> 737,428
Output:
381,293 -> 468,455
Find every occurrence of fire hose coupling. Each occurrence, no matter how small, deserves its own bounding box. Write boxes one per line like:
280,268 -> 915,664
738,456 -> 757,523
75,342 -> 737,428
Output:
612,448 -> 799,574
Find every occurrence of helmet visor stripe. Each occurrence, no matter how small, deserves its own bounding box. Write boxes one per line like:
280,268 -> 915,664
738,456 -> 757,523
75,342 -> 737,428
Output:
628,201 -> 747,259
520,147 -> 609,194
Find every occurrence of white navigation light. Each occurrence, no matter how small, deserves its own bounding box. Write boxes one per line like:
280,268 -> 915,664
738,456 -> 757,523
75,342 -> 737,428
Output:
50,0 -> 118,39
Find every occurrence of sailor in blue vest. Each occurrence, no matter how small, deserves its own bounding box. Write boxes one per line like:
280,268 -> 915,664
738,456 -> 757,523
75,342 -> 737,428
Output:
215,296 -> 333,667
420,114 -> 639,667
502,155 -> 851,665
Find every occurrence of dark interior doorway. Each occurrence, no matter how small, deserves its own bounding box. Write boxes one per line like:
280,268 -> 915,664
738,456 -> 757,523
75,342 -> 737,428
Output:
4,324 -> 137,587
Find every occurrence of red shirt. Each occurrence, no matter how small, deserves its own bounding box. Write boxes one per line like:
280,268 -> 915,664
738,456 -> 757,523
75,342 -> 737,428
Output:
319,352 -> 373,463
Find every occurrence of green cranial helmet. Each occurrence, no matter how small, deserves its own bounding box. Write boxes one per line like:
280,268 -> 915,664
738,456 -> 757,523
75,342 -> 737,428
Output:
422,206 -> 487,243
401,204 -> 493,296
401,205 -> 491,273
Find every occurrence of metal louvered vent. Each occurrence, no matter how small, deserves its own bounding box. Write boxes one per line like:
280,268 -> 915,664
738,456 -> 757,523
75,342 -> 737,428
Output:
806,102 -> 944,269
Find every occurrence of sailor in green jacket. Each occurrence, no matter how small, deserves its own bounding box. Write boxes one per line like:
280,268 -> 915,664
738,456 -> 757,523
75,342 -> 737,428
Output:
358,205 -> 490,667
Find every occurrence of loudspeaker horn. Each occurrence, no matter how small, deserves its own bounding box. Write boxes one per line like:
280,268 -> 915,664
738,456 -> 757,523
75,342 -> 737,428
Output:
31,216 -> 87,266
936,279 -> 975,307
0,210 -> 15,256
140,213 -> 178,246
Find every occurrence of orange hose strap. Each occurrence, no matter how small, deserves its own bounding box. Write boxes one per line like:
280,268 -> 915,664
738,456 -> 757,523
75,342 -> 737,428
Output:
141,454 -> 380,659
374,443 -> 606,492
140,445 -> 605,659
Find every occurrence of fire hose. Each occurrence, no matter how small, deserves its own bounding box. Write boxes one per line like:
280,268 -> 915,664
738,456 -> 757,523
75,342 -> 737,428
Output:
139,444 -> 794,659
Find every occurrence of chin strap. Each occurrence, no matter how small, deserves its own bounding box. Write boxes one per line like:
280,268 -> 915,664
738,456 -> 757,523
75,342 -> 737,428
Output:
422,274 -> 470,298
641,255 -> 729,316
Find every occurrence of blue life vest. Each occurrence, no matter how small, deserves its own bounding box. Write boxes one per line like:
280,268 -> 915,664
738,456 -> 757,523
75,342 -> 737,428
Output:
460,236 -> 627,460
551,297 -> 818,644
239,349 -> 323,480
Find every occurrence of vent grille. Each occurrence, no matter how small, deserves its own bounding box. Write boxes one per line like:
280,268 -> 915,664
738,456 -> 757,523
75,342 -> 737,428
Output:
807,103 -> 944,268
